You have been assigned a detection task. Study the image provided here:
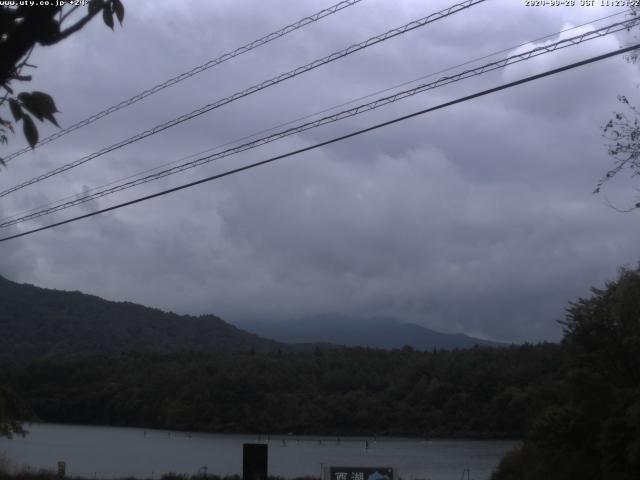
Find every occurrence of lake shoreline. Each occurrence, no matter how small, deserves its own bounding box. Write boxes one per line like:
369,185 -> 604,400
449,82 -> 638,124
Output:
18,421 -> 522,442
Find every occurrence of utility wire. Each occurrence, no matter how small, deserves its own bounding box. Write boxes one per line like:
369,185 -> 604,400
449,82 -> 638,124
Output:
2,7 -> 629,225
1,43 -> 637,244
0,0 -> 486,199
1,0 -> 364,163
2,16 -> 637,229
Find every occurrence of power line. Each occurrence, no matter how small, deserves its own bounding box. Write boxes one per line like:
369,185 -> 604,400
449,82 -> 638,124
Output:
1,43 -> 637,244
3,16 -> 637,229
2,7 -> 629,225
0,0 -> 486,199
1,0 -> 365,163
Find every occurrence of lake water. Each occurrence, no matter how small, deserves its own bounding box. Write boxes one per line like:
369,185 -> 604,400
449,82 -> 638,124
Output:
0,424 -> 518,480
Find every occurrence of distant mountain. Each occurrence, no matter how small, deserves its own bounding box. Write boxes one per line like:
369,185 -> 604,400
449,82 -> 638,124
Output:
0,275 -> 282,360
238,313 -> 507,350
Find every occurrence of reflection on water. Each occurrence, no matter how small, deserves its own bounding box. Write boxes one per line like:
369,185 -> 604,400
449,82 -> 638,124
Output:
0,424 -> 518,480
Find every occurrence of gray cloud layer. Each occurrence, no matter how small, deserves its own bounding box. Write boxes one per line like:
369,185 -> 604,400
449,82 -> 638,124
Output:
2,0 -> 640,342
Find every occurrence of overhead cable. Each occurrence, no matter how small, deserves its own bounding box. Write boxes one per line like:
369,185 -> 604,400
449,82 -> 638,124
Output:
0,0 -> 486,198
2,16 -> 637,228
1,43 -> 637,243
1,0 -> 365,163
2,7 -> 629,225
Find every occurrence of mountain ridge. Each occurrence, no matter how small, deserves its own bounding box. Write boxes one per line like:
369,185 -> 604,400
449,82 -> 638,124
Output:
0,275 -> 282,360
0,275 -> 505,360
238,313 -> 507,350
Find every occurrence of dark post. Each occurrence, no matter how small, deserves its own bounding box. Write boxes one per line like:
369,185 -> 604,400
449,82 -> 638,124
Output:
243,443 -> 268,480
57,461 -> 66,479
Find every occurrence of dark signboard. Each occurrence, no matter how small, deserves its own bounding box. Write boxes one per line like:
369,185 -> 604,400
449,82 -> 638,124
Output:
243,443 -> 268,480
329,467 -> 393,480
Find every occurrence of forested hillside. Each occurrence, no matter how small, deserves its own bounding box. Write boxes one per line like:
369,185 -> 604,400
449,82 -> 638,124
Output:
0,276 -> 281,359
1,344 -> 561,438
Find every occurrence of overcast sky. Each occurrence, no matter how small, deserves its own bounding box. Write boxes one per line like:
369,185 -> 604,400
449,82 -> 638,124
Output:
1,0 -> 640,342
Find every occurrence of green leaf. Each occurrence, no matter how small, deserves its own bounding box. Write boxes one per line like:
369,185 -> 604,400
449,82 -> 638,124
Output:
43,111 -> 60,127
31,91 -> 60,128
113,0 -> 124,25
31,91 -> 59,113
18,93 -> 43,121
103,4 -> 114,30
8,99 -> 22,121
88,0 -> 103,15
17,91 -> 59,127
22,114 -> 38,148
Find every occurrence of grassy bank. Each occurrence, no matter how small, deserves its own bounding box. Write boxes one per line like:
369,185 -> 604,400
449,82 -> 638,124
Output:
1,471 -> 320,480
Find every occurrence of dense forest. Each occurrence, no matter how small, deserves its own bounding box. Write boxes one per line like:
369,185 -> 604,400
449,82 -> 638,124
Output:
492,266 -> 640,480
1,344 -> 561,438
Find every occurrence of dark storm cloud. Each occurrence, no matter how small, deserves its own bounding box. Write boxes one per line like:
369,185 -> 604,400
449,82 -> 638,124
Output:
1,0 -> 639,342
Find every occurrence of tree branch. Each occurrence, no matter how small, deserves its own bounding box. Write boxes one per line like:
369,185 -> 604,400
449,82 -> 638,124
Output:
59,5 -> 81,24
54,2 -> 104,42
0,7 -> 61,86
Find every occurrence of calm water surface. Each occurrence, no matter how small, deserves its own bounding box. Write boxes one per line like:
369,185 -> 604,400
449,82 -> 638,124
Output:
0,424 -> 518,480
